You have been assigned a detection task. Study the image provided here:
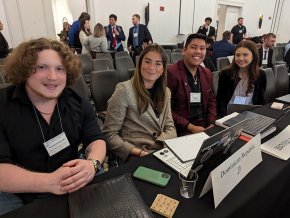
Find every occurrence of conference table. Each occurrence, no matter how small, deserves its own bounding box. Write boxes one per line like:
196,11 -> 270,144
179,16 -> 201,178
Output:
2,105 -> 290,218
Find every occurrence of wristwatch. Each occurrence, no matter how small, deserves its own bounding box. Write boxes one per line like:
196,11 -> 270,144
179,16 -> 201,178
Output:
88,158 -> 102,173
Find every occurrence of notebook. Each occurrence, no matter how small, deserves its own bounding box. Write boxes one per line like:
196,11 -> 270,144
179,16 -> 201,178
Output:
223,111 -> 275,137
162,132 -> 209,162
154,120 -> 247,177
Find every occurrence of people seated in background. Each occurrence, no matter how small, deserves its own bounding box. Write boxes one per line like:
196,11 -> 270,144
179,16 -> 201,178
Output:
68,12 -> 90,54
258,33 -> 276,68
284,40 -> 290,68
83,23 -> 108,57
197,17 -> 216,39
284,40 -> 290,56
0,20 -> 10,59
105,14 -> 126,51
58,21 -> 70,46
203,37 -> 216,71
167,33 -> 217,136
127,14 -> 152,57
0,38 -> 106,215
231,17 -> 247,45
217,40 -> 266,117
249,36 -> 263,49
132,38 -> 152,65
212,31 -> 236,67
79,18 -> 91,54
103,44 -> 176,162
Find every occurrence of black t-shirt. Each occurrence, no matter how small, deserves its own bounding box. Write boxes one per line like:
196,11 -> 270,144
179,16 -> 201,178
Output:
184,65 -> 204,122
0,85 -> 103,173
231,25 -> 246,44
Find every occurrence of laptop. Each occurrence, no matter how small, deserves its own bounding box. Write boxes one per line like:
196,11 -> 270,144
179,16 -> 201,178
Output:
154,120 -> 247,177
276,94 -> 290,104
223,111 -> 275,137
227,103 -> 262,114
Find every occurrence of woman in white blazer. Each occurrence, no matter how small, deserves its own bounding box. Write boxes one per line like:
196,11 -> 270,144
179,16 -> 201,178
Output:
103,44 -> 177,162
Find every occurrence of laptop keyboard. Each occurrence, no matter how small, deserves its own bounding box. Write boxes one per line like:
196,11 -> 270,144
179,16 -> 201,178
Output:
153,148 -> 194,177
243,114 -> 275,136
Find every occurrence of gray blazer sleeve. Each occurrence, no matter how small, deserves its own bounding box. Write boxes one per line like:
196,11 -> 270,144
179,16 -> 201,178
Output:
103,83 -> 135,161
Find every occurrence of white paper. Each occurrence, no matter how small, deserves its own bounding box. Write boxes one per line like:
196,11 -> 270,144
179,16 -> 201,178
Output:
164,132 -> 209,162
208,134 -> 262,208
261,125 -> 290,160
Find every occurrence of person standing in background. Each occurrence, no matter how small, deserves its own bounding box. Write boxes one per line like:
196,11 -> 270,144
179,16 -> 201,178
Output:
231,17 -> 247,45
83,23 -> 108,55
105,14 -> 126,51
69,12 -> 90,54
127,14 -> 152,56
0,20 -> 10,59
197,17 -> 216,39
79,19 -> 92,54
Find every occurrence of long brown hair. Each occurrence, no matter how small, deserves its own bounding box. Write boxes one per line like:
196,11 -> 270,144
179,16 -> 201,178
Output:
132,44 -> 168,114
80,19 -> 91,36
229,40 -> 260,95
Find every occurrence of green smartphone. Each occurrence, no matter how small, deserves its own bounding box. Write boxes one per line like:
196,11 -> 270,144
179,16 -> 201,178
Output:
133,166 -> 171,187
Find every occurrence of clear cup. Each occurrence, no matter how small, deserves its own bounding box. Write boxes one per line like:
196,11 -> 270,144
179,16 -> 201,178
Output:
179,170 -> 198,198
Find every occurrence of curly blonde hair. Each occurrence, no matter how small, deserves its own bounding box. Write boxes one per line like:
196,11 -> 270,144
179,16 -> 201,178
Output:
5,37 -> 80,86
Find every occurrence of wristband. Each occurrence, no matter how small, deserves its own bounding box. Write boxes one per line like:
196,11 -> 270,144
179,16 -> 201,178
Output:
138,149 -> 143,157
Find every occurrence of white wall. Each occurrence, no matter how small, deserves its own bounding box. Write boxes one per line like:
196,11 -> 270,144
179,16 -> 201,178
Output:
0,0 -> 11,47
275,0 -> 289,42
242,0 -> 275,37
1,0 -> 56,47
1,0 -> 290,48
89,0 -> 181,45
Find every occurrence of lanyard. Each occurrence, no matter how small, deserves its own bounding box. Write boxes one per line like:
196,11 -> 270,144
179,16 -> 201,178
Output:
33,103 -> 64,143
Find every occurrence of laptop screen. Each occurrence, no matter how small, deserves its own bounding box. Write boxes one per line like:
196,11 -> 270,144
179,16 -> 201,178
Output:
191,119 -> 248,172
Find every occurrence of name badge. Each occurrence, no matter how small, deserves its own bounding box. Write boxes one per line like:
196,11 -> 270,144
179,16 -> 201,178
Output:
262,59 -> 268,65
190,92 -> 201,103
43,132 -> 70,156
233,96 -> 248,104
239,30 -> 242,33
133,33 -> 138,37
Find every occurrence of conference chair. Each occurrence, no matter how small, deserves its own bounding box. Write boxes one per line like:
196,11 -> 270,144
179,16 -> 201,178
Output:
216,57 -> 230,71
70,75 -> 91,102
164,49 -> 172,64
273,64 -> 289,97
114,51 -> 129,58
170,53 -> 183,64
212,71 -> 220,95
91,52 -> 114,65
77,53 -> 93,83
115,56 -> 135,82
263,68 -> 276,104
92,58 -> 114,71
273,46 -> 286,65
0,83 -> 12,89
90,69 -> 119,121
0,72 -> 5,84
172,48 -> 183,53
